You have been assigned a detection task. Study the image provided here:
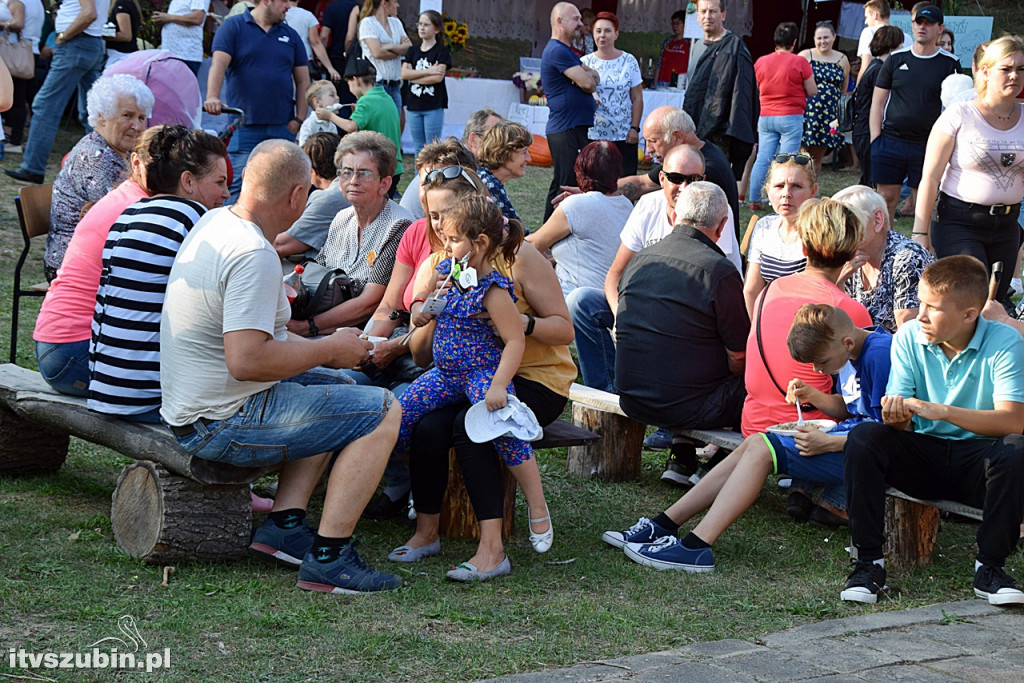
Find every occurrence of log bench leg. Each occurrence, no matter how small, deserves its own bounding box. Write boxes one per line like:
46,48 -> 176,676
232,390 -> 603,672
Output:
111,461 -> 251,564
885,496 -> 940,570
0,404 -> 70,475
439,448 -> 516,540
567,404 -> 643,481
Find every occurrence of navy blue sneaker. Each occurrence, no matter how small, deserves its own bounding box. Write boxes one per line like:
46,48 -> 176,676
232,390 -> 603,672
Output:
249,517 -> 315,568
644,428 -> 674,450
623,536 -> 715,572
297,541 -> 403,594
601,517 -> 674,549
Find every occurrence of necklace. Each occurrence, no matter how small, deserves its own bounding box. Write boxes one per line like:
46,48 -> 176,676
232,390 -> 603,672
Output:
983,100 -> 1016,121
231,205 -> 264,231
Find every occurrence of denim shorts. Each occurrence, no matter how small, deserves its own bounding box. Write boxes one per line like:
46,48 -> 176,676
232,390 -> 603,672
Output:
870,135 -> 926,187
762,431 -> 846,484
173,369 -> 394,468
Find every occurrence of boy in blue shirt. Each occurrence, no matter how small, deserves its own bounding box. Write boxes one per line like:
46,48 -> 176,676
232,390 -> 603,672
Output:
605,304 -> 890,573
842,255 -> 1024,606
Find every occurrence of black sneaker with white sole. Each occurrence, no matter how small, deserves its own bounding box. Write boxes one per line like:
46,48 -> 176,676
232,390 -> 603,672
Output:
840,559 -> 887,604
660,447 -> 699,487
974,564 -> 1024,606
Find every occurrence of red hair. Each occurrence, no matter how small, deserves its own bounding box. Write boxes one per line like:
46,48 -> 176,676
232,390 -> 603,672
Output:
594,11 -> 618,31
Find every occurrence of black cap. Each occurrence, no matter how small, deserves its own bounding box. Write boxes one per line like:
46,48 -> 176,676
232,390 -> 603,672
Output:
915,5 -> 943,24
344,58 -> 374,80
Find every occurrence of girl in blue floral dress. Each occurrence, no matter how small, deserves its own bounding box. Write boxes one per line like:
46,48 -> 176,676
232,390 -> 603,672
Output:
394,195 -> 554,561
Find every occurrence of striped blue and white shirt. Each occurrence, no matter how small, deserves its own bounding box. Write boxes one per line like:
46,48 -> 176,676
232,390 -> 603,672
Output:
88,196 -> 206,417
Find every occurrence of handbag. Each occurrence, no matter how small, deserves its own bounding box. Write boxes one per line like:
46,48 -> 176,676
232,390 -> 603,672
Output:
289,261 -> 358,320
0,30 -> 34,80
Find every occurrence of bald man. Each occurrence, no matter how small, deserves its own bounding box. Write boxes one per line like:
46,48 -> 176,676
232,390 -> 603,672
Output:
160,139 -> 403,595
541,1 -> 600,220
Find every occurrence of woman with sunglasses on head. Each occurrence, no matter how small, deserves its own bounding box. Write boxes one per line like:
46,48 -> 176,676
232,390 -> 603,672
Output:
743,152 -> 819,317
475,120 -> 533,222
913,36 -> 1024,304
799,20 -> 850,174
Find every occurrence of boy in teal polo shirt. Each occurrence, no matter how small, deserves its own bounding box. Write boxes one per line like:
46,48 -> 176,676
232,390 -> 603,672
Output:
320,58 -> 403,195
842,255 -> 1024,606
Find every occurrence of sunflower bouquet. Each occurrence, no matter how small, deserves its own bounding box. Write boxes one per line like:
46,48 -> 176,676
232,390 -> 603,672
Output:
442,13 -> 469,53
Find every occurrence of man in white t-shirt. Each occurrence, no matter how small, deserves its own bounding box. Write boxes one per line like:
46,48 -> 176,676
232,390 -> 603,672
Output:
565,144 -> 741,394
160,140 -> 402,595
856,0 -> 911,84
153,0 -> 210,77
286,0 -> 341,81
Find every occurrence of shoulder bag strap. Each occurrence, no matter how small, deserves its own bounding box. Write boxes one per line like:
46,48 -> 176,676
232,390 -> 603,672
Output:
755,279 -> 789,398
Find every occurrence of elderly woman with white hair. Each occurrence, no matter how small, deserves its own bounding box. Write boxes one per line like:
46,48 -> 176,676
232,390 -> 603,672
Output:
833,184 -> 933,333
44,73 -> 154,281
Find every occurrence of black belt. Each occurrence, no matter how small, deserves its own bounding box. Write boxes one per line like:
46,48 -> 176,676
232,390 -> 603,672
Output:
378,79 -> 401,87
168,417 -> 213,439
940,192 -> 1020,217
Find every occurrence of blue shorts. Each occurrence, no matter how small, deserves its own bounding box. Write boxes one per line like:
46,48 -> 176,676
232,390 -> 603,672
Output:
871,135 -> 926,188
762,432 -> 845,485
173,368 -> 393,468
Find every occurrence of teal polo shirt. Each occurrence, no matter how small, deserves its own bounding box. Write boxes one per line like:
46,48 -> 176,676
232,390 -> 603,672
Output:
351,86 -> 403,176
887,316 -> 1024,440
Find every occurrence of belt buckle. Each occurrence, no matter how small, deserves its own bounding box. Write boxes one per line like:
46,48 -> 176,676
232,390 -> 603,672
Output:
990,204 -> 1010,216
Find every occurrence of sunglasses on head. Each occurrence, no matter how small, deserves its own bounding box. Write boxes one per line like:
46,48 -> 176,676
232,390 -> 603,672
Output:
815,20 -> 834,28
425,165 -> 476,186
774,153 -> 812,165
661,171 -> 705,185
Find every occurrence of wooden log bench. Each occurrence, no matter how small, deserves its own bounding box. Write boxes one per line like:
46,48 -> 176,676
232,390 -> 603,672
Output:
438,419 -> 600,540
567,384 -> 645,480
0,364 -> 273,564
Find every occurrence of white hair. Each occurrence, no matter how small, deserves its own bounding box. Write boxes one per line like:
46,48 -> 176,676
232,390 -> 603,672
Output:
832,184 -> 888,230
676,181 -> 728,231
86,74 -> 155,129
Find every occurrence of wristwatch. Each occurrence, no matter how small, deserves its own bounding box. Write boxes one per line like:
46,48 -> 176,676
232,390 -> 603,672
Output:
57,32 -> 66,43
629,125 -> 641,133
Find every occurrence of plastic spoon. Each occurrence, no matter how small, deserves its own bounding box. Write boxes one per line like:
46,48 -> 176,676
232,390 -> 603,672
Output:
796,400 -> 805,427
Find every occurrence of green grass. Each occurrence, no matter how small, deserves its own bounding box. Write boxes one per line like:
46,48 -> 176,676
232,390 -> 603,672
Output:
3,42 -> 1024,676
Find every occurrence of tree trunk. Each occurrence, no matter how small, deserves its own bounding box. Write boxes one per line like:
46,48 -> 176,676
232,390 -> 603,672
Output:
885,496 -> 940,569
0,404 -> 69,475
439,448 -> 516,540
567,403 -> 643,481
111,461 -> 252,564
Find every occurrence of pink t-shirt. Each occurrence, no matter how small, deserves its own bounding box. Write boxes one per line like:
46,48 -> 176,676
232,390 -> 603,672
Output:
936,101 -> 1024,206
33,180 -> 149,343
742,272 -> 872,436
394,218 -> 435,311
755,51 -> 813,117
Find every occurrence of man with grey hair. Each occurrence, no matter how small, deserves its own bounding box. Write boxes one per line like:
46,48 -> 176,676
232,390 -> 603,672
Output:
614,181 -> 749,479
833,184 -> 932,333
160,139 -> 403,595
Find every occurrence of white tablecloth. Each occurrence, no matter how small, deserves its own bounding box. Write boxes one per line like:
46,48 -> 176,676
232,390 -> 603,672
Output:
400,81 -> 685,154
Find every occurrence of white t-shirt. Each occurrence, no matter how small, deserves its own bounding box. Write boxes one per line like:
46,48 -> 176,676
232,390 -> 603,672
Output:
55,0 -> 110,37
159,208 -> 290,426
581,51 -> 642,141
857,24 -> 911,57
553,191 -> 634,296
297,110 -> 337,145
936,101 -> 1024,206
746,213 -> 807,283
11,0 -> 45,53
285,5 -> 318,61
619,190 -> 742,273
161,0 -> 209,62
359,15 -> 405,82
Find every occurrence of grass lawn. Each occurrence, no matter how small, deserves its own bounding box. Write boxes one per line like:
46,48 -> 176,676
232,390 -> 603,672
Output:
0,123 -> 1016,682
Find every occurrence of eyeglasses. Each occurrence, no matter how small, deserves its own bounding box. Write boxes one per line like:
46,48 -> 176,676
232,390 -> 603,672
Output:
340,168 -> 380,181
425,165 -> 476,186
773,153 -> 812,165
815,20 -> 834,28
661,171 -> 705,185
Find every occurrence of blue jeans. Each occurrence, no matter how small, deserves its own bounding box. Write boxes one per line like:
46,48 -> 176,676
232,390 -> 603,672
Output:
406,108 -> 444,158
565,286 -> 616,393
35,340 -> 90,397
749,114 -> 804,202
20,36 -> 105,176
173,368 -> 393,467
227,124 -> 295,203
379,81 -> 403,114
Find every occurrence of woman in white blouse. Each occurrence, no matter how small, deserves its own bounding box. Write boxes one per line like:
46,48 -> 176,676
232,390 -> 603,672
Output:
358,0 -> 410,124
914,36 -> 1024,303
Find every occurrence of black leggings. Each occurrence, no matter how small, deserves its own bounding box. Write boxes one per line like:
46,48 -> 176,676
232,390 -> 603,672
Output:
409,376 -> 567,519
7,70 -> 36,146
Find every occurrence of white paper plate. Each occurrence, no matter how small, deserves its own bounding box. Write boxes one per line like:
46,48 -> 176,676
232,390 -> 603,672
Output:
766,419 -> 837,437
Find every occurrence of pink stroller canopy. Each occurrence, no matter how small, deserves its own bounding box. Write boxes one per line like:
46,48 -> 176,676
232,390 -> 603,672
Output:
105,50 -> 203,129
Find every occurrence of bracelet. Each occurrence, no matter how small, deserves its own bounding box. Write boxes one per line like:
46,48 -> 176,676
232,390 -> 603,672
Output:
307,317 -> 319,336
912,232 -> 928,236
524,313 -> 536,336
411,296 -> 426,305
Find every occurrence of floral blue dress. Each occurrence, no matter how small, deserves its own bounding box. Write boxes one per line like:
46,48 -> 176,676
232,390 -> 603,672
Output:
395,262 -> 532,466
801,58 -> 844,151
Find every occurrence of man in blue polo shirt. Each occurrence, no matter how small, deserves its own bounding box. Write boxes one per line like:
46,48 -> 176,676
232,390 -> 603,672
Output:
541,2 -> 599,221
205,0 -> 309,201
842,255 -> 1024,607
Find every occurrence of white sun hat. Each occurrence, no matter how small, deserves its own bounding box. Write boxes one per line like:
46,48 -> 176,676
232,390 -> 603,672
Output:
464,395 -> 543,443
